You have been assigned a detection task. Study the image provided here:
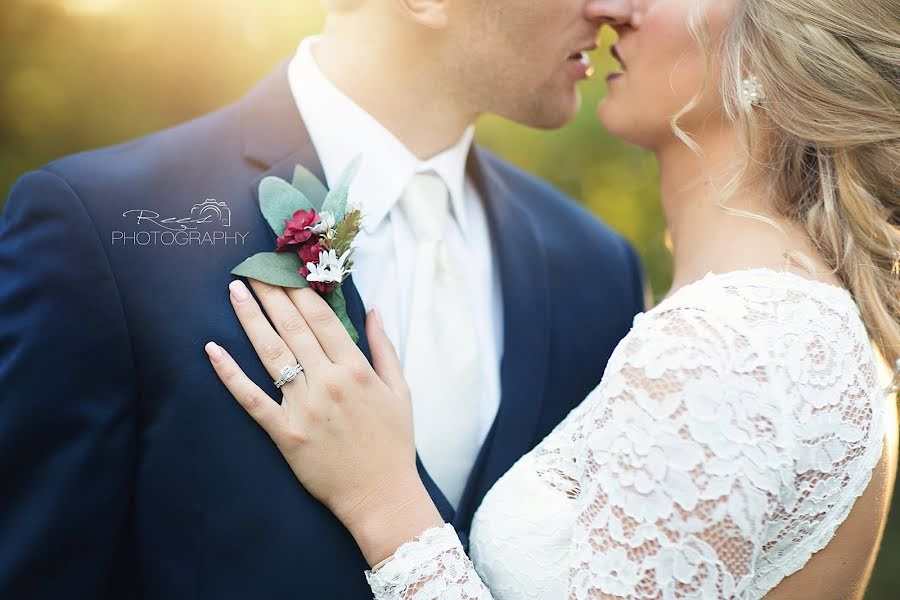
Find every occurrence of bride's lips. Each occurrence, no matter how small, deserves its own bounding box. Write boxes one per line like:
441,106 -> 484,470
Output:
566,42 -> 598,80
611,44 -> 626,70
607,44 -> 626,83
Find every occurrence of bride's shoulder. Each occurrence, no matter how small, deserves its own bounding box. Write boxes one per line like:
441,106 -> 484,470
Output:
632,267 -> 861,338
578,266 -> 881,458
609,267 -> 875,404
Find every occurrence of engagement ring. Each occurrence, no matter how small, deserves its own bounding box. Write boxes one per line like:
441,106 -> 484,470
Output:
274,363 -> 304,388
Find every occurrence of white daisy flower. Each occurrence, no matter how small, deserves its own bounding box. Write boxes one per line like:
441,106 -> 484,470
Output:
305,248 -> 352,284
307,211 -> 336,236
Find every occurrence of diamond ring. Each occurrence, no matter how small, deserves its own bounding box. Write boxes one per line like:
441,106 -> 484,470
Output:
274,363 -> 304,388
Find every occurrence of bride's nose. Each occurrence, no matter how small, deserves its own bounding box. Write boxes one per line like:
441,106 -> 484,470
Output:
584,0 -> 644,26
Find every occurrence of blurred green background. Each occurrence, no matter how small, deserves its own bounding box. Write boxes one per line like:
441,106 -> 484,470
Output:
0,1 -> 896,596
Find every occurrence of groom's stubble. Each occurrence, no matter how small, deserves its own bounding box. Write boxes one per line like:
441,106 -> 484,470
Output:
317,0 -> 622,157
441,0 -> 597,128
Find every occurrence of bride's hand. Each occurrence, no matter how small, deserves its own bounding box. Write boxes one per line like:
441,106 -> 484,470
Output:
204,280 -> 442,562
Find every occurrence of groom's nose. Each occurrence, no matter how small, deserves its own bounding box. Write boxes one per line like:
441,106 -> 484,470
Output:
584,0 -> 640,26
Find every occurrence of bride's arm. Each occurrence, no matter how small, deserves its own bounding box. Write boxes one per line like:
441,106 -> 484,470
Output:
561,306 -> 786,599
207,278 -> 803,599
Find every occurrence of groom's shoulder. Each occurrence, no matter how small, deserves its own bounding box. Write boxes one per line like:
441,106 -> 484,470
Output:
38,101 -> 241,195
6,98 -> 250,240
475,148 -> 637,262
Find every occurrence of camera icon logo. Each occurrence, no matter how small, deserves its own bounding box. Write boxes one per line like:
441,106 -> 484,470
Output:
190,199 -> 231,227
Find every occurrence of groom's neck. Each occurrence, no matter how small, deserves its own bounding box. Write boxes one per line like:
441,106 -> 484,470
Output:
314,24 -> 478,160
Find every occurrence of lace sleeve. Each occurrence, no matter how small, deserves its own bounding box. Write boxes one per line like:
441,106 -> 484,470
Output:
566,306 -> 790,599
365,524 -> 493,599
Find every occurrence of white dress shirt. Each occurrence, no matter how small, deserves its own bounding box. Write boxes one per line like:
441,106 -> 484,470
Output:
287,37 -> 504,460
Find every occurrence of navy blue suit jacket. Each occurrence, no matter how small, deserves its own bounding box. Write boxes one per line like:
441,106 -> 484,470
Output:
0,57 -> 645,598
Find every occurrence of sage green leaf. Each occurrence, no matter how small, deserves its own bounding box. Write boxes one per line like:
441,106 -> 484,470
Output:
321,155 -> 362,223
259,177 -> 315,235
230,251 -> 310,288
291,164 -> 329,211
325,287 -> 359,344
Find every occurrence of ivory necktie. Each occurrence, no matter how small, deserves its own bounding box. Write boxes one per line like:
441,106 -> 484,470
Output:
399,171 -> 483,509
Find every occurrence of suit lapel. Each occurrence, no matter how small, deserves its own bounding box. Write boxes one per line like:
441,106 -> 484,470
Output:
240,55 -> 375,360
453,148 -> 552,531
238,55 -> 455,523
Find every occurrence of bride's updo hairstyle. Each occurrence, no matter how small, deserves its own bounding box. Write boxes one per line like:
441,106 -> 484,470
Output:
681,0 -> 900,394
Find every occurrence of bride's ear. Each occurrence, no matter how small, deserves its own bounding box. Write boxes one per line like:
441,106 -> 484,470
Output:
395,0 -> 449,29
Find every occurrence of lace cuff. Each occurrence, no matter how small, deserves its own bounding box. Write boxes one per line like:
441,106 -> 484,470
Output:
364,523 -> 492,599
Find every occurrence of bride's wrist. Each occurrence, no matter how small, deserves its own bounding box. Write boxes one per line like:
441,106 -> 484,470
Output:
337,469 -> 445,568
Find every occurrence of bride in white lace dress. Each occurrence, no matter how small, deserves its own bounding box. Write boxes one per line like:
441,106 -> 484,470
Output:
207,0 -> 900,597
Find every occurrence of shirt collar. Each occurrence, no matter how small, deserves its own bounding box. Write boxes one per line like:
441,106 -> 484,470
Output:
287,35 -> 475,234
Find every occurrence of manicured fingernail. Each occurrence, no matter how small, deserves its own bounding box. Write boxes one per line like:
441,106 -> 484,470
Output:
370,307 -> 384,329
205,342 -> 224,363
230,280 -> 251,302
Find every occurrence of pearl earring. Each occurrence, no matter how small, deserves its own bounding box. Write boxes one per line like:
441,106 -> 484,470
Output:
741,74 -> 765,107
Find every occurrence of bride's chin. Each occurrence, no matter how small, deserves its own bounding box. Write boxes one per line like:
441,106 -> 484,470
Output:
595,97 -> 628,137
595,98 -> 653,150
595,96 -> 613,125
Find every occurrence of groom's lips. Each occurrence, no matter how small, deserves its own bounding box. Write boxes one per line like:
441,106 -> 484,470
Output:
566,42 -> 598,80
567,41 -> 598,62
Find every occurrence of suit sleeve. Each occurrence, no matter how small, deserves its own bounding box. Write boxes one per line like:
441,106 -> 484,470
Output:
0,169 -> 138,597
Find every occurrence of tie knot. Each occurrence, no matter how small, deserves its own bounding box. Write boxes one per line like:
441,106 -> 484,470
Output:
400,171 -> 450,243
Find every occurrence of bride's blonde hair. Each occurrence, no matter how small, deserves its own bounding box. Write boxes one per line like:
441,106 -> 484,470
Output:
677,0 -> 900,395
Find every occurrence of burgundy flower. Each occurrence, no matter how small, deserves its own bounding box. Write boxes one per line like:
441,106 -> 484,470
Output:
275,209 -> 320,253
311,280 -> 336,294
298,239 -> 327,264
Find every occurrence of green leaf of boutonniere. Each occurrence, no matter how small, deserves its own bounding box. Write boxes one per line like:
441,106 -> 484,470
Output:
291,164 -> 329,211
332,209 -> 362,258
259,177 -> 316,235
230,251 -> 310,288
321,156 -> 362,223
325,287 -> 359,343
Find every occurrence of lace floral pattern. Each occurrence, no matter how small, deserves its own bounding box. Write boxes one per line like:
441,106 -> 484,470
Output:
567,304 -> 788,599
365,524 -> 492,599
365,270 -> 887,600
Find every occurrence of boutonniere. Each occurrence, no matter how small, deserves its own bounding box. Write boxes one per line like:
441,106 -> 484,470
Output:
231,156 -> 364,342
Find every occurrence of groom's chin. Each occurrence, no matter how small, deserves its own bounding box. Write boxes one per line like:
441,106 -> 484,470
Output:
517,89 -> 583,131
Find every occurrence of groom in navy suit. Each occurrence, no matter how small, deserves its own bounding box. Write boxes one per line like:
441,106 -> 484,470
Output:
0,0 -> 644,597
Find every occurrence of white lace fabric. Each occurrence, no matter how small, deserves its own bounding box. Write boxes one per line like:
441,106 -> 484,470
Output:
364,269 -> 888,599
365,524 -> 492,599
